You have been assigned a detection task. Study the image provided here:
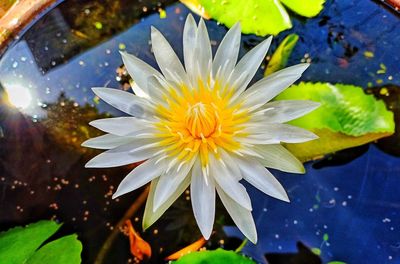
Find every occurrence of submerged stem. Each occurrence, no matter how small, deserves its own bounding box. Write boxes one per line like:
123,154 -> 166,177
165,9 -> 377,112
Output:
235,239 -> 248,253
94,186 -> 150,264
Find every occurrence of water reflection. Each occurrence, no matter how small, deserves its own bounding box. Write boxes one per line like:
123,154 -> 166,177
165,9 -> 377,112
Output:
4,84 -> 32,109
0,0 -> 399,263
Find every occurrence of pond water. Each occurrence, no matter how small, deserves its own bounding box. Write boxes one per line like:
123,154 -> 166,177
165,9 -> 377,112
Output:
0,0 -> 399,263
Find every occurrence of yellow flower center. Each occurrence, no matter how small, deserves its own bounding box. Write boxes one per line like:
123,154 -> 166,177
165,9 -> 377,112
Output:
185,102 -> 217,138
155,83 -> 249,168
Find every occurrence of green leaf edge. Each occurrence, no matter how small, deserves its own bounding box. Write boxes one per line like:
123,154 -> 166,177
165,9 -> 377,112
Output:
172,248 -> 256,263
275,82 -> 395,136
0,220 -> 61,264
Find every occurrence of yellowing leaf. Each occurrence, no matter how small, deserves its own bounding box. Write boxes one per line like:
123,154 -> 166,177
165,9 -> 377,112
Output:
166,237 -> 207,260
180,0 -> 210,19
284,129 -> 391,162
125,219 -> 151,261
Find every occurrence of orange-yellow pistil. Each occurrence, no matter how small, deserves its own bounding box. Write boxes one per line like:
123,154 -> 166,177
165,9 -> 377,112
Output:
155,82 -> 249,173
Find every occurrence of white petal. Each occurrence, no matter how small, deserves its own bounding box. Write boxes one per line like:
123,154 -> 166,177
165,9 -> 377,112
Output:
146,76 -> 168,106
85,139 -> 159,168
240,64 -> 309,110
92,88 -> 155,119
212,22 -> 241,84
227,37 -> 272,96
195,19 -> 212,84
81,134 -> 132,150
151,26 -> 188,84
191,158 -> 215,239
130,82 -> 149,99
120,51 -> 163,98
219,148 -> 242,180
112,157 -> 165,198
254,144 -> 305,173
240,123 -> 318,144
183,14 -> 198,82
209,154 -> 252,210
253,100 -> 320,123
89,117 -> 152,136
142,175 -> 191,230
234,156 -> 289,202
152,156 -> 197,211
216,186 -> 257,244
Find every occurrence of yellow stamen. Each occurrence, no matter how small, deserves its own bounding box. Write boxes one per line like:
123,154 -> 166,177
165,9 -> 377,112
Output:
154,81 -> 249,167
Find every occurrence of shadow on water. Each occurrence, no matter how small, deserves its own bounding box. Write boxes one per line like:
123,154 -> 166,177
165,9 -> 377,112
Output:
0,0 -> 400,263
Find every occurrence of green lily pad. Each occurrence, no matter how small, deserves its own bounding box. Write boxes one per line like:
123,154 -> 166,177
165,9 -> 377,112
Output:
0,220 -> 82,264
280,0 -> 326,17
26,235 -> 82,264
274,82 -> 395,161
199,0 -> 292,36
173,249 -> 256,264
265,33 -> 299,76
183,0 -> 325,36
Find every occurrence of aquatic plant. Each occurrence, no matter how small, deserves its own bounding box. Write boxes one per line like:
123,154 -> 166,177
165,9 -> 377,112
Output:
0,220 -> 82,264
181,0 -> 326,36
274,82 -> 395,161
82,14 -> 319,243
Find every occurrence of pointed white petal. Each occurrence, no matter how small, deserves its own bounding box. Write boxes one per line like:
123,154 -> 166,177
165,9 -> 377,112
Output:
130,82 -> 149,99
112,157 -> 165,198
183,14 -> 198,82
120,51 -> 163,98
212,22 -> 241,83
219,148 -> 242,180
240,64 -> 309,110
254,144 -> 305,173
89,117 -> 152,136
191,158 -> 215,239
92,88 -> 155,119
142,174 -> 191,230
85,139 -> 159,168
241,74 -> 301,111
253,100 -> 320,123
209,154 -> 252,210
234,156 -> 289,202
146,76 -> 168,106
152,156 -> 196,211
240,123 -> 318,144
228,37 -> 272,96
195,19 -> 212,83
216,186 -> 257,244
81,134 -> 132,149
151,26 -> 188,84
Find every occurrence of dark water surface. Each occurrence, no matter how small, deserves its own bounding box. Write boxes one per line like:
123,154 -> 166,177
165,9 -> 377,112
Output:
0,0 -> 399,263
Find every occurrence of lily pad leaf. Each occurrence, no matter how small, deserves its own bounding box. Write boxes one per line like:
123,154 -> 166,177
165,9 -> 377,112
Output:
274,82 -> 395,162
198,0 -> 292,36
173,248 -> 256,264
265,33 -> 299,76
26,235 -> 82,264
280,0 -> 326,18
182,0 -> 325,36
0,220 -> 82,264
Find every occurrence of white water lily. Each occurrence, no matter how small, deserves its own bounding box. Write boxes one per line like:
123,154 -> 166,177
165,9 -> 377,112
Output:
82,14 -> 319,243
